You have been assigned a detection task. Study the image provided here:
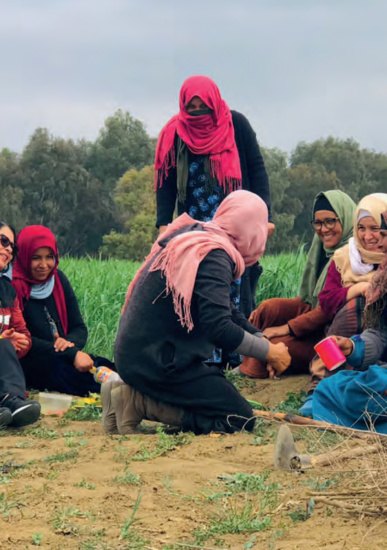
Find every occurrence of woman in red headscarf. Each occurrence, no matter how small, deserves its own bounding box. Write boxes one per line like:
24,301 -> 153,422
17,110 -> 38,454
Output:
155,75 -> 273,367
11,226 -> 100,396
102,191 -> 290,436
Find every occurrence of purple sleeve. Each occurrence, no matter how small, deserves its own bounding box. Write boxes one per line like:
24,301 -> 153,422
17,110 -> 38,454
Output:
318,262 -> 349,320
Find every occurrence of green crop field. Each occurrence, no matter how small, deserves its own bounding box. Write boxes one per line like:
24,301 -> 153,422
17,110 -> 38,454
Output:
61,250 -> 306,360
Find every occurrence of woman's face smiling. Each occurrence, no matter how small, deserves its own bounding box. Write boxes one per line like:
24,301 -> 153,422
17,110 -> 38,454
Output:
313,210 -> 343,248
357,216 -> 381,251
30,247 -> 55,281
0,226 -> 15,271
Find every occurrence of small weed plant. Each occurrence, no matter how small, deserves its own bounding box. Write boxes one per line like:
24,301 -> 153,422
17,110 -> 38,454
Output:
113,470 -> 141,485
132,427 -> 193,461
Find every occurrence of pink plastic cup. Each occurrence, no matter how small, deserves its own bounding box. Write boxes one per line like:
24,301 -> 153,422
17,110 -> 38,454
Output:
314,336 -> 346,371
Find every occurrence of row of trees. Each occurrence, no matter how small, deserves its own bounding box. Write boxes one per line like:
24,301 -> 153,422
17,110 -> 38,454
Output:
1,110 -> 386,259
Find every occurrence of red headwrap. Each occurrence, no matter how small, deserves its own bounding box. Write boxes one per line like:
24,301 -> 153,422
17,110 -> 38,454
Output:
154,75 -> 242,194
12,226 -> 68,335
122,190 -> 268,332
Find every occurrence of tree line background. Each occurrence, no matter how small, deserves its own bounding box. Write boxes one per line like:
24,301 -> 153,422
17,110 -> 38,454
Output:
1,109 -> 386,260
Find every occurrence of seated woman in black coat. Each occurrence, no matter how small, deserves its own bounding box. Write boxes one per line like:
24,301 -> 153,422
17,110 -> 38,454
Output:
11,225 -> 99,396
103,191 -> 291,435
0,222 -> 40,427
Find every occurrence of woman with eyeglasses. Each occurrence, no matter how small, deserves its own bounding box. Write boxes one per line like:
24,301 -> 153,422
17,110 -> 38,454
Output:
302,193 -> 387,412
312,211 -> 387,433
238,190 -> 356,379
0,222 -> 41,428
11,226 -> 102,396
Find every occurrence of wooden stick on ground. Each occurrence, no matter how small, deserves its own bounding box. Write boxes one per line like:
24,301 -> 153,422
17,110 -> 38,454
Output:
310,443 -> 382,467
253,409 -> 387,440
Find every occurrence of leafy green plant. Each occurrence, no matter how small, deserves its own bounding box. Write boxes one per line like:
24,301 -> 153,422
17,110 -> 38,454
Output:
74,479 -> 96,490
44,450 -> 79,463
274,391 -> 307,414
0,492 -> 22,517
64,405 -> 102,422
219,471 -> 281,496
288,498 -> 315,522
31,533 -> 43,546
24,427 -> 59,439
51,506 -> 93,534
132,427 -> 193,462
119,492 -> 149,547
225,370 -> 256,391
65,437 -> 88,448
113,470 -> 141,485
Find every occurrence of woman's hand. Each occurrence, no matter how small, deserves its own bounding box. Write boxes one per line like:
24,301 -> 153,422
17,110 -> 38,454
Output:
263,324 -> 290,340
2,329 -> 30,352
54,337 -> 75,352
265,341 -> 291,376
332,335 -> 354,357
347,282 -> 370,301
74,351 -> 94,372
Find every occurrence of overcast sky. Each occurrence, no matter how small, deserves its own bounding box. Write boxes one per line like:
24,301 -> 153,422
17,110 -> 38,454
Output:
1,0 -> 386,154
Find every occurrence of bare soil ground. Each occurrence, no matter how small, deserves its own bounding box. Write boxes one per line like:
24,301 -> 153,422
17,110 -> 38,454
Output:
0,375 -> 386,550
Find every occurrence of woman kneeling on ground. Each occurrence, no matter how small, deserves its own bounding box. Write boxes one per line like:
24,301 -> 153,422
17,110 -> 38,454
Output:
102,190 -> 291,435
0,222 -> 40,428
312,210 -> 387,433
11,226 -> 100,396
302,193 -> 387,413
239,190 -> 356,379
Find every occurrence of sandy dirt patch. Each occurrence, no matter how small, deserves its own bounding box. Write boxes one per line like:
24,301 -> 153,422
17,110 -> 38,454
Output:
0,375 -> 386,549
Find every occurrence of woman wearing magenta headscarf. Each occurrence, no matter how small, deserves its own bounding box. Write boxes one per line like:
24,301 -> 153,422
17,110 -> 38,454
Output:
155,75 -> 272,368
103,191 -> 290,436
11,226 -> 100,396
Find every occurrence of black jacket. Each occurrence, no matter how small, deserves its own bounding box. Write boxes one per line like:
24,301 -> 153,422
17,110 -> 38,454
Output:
115,247 -> 258,393
21,270 -> 87,363
156,110 -> 272,227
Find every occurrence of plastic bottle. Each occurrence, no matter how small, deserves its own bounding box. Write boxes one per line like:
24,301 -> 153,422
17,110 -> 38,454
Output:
89,366 -> 122,384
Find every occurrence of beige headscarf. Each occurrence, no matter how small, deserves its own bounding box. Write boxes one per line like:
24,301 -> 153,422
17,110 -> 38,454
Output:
333,193 -> 387,286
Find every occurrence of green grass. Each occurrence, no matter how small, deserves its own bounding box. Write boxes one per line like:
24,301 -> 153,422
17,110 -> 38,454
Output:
132,427 -> 193,462
113,470 -> 141,485
60,251 -> 306,360
44,450 -> 79,463
61,257 -> 141,359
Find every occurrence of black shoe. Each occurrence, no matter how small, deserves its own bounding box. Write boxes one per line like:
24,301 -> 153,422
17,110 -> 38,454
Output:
1,396 -> 41,427
0,407 -> 12,428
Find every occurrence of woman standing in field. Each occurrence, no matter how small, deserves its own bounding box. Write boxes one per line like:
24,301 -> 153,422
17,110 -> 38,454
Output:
0,222 -> 41,427
303,193 -> 387,410
239,190 -> 356,379
102,191 -> 290,435
155,75 -> 273,321
312,210 -> 387,432
11,226 -> 99,396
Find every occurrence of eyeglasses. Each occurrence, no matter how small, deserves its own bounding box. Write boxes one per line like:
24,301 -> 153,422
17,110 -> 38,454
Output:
0,234 -> 16,254
311,218 -> 340,231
